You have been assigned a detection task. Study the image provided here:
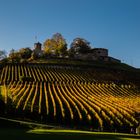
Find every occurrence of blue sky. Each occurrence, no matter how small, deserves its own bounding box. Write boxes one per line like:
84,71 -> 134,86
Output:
0,0 -> 140,67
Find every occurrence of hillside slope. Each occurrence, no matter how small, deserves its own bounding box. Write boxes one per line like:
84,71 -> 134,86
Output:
0,61 -> 140,132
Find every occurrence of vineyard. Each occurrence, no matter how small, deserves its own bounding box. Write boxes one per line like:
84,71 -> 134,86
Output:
0,63 -> 140,132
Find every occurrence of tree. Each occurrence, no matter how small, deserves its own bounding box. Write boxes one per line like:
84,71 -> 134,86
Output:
52,33 -> 67,56
0,50 -> 7,60
43,39 -> 57,56
18,47 -> 32,59
44,33 -> 67,57
69,38 -> 91,56
9,49 -> 20,62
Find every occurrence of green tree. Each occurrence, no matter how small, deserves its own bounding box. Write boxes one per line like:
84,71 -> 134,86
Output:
19,47 -> 32,59
44,33 -> 67,57
9,49 -> 20,62
69,38 -> 91,56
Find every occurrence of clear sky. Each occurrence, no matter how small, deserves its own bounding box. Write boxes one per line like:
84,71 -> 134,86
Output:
0,0 -> 140,67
